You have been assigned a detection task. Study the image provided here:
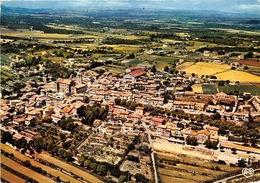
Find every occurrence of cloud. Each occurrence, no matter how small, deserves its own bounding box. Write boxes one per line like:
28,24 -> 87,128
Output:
236,4 -> 260,9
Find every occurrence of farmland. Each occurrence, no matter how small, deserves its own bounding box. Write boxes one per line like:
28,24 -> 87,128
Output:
1,168 -> 25,183
37,153 -> 104,183
181,62 -> 230,78
178,61 -> 260,82
215,70 -> 260,82
1,155 -> 55,183
1,144 -> 82,183
156,153 -> 241,183
192,83 -> 260,95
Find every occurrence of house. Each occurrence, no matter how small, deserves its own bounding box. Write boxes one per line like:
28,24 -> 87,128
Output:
157,125 -> 167,136
135,106 -> 144,116
237,154 -> 250,165
149,97 -> 164,106
105,128 -> 114,135
25,116 -> 36,126
196,130 -> 210,144
123,69 -> 146,82
233,112 -> 249,121
172,101 -> 195,110
123,123 -> 134,132
204,125 -> 219,136
152,116 -> 167,126
251,96 -> 260,112
73,84 -> 87,94
56,78 -> 73,94
13,118 -> 25,126
93,119 -> 102,127
51,114 -> 64,123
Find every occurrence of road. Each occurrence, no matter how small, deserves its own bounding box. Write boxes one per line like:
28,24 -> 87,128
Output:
144,122 -> 158,183
213,168 -> 260,183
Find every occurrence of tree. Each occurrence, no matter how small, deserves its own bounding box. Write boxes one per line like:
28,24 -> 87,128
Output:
97,164 -> 106,175
151,65 -> 157,73
83,96 -> 89,103
2,131 -> 13,143
15,137 -> 27,149
78,155 -> 85,165
83,159 -> 92,168
118,175 -> 127,183
114,98 -> 121,105
164,66 -> 169,72
90,162 -> 98,171
251,137 -> 257,147
204,139 -> 212,149
186,136 -> 198,146
244,52 -> 254,59
135,173 -> 149,183
23,160 -> 31,167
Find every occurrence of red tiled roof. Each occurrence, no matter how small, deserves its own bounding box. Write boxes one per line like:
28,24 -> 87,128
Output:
60,106 -> 73,113
129,69 -> 146,78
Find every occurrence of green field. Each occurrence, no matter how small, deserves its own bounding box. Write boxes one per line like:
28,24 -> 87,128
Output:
127,59 -> 143,65
202,84 -> 218,94
1,54 -> 12,65
192,83 -> 260,95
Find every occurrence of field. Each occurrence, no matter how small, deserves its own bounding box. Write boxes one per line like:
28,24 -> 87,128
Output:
192,83 -> 260,95
237,60 -> 260,67
202,84 -> 218,94
215,70 -> 260,82
37,153 -> 104,183
182,62 -> 230,77
1,144 -> 82,183
95,64 -> 125,76
1,155 -> 55,183
1,168 -> 25,183
156,153 -> 241,183
178,61 -> 260,82
191,84 -> 203,93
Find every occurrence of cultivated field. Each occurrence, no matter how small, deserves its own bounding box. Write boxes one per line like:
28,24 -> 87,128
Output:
156,152 -> 241,183
37,153 -> 104,183
178,61 -> 260,82
1,144 -> 82,183
182,62 -> 230,77
1,168 -> 25,183
215,70 -> 260,82
1,155 -> 55,183
192,83 -> 260,95
191,84 -> 203,93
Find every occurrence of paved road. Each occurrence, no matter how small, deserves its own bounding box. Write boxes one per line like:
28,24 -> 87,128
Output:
214,168 -> 260,183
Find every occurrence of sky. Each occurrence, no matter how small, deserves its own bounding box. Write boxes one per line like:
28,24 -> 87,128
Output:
2,0 -> 260,13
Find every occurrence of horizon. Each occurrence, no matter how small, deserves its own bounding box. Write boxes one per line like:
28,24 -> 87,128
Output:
2,0 -> 260,14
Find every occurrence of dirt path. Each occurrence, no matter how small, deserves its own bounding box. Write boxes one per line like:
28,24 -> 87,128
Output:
1,144 -> 81,183
38,153 -> 104,183
1,155 -> 55,183
153,141 -> 212,160
1,168 -> 25,183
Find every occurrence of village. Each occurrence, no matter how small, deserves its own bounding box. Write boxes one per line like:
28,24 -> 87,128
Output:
1,50 -> 260,182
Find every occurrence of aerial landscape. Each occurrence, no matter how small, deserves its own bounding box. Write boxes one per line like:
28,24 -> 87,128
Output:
1,0 -> 260,183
